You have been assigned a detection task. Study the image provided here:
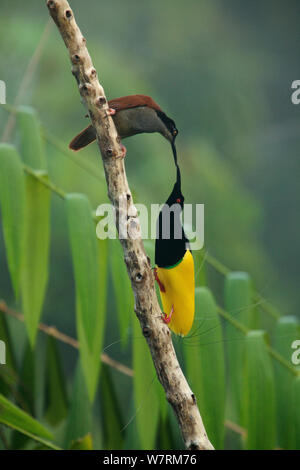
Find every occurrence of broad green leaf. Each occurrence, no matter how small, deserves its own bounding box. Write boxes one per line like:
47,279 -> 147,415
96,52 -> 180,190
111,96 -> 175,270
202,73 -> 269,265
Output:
69,433 -> 93,450
64,362 -> 93,448
132,316 -> 160,450
34,336 -> 47,421
44,337 -> 68,426
273,316 -> 299,449
157,416 -> 173,450
78,241 -> 107,401
19,342 -> 35,415
123,399 -> 140,450
76,304 -> 100,403
154,373 -> 168,424
224,271 -> 252,422
21,172 -> 50,346
11,342 -> 35,449
143,240 -> 155,266
243,330 -> 276,450
109,239 -> 133,347
192,249 -> 207,287
100,364 -> 124,450
0,393 -> 53,444
293,376 -> 300,449
66,193 -> 99,350
184,287 -> 226,449
0,144 -> 25,297
67,194 -> 107,401
167,405 -> 184,450
17,106 -> 46,170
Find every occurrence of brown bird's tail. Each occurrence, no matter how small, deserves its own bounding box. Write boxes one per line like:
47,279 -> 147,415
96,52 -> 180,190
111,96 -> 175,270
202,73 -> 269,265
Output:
69,125 -> 96,151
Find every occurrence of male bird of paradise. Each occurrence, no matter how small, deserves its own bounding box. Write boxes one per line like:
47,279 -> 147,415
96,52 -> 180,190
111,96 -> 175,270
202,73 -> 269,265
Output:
154,161 -> 195,337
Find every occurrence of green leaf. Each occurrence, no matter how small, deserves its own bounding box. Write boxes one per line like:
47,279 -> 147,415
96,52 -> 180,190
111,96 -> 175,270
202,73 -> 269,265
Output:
100,364 -> 124,450
0,393 -> 54,445
132,316 -> 160,450
273,316 -> 299,449
76,300 -> 100,403
44,337 -> 68,426
69,433 -> 93,450
143,240 -> 155,266
67,194 -> 107,401
243,330 -> 276,450
184,287 -> 226,449
157,416 -> 174,450
292,375 -> 300,449
64,362 -> 93,448
109,239 -> 133,347
19,342 -> 35,415
11,342 -> 36,449
21,172 -> 51,347
17,106 -> 46,170
154,374 -> 168,424
167,405 -> 184,450
66,193 -> 99,349
123,399 -> 140,450
224,271 -> 252,422
193,249 -> 207,287
0,144 -> 25,297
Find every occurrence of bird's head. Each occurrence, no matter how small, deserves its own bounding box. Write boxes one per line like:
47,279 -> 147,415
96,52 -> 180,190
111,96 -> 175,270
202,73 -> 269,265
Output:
155,178 -> 188,268
166,179 -> 184,209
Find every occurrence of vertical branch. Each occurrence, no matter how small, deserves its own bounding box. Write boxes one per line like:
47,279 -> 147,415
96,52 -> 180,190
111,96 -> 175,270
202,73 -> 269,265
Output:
46,0 -> 214,450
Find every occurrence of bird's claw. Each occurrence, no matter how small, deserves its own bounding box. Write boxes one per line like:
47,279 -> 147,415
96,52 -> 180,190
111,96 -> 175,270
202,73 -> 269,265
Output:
154,267 -> 165,292
120,144 -> 127,158
162,305 -> 174,325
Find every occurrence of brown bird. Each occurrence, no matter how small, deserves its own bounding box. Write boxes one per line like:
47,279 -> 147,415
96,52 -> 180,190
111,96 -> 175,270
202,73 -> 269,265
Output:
69,94 -> 178,159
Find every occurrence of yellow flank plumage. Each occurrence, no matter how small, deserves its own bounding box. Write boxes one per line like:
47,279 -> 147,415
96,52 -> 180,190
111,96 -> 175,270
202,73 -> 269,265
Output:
156,250 -> 195,336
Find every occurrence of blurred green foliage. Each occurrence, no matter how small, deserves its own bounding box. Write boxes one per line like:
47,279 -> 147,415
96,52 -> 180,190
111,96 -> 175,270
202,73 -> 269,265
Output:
0,0 -> 299,451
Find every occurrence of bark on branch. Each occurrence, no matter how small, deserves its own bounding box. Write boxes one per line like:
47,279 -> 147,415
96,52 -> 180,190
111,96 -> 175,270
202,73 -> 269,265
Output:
46,0 -> 214,450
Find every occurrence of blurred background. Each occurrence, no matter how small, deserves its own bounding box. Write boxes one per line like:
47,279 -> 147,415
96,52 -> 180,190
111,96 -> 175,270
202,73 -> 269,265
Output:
0,0 -> 299,450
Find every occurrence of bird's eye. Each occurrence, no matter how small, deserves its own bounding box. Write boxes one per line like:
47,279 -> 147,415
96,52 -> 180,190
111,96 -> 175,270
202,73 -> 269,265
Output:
173,130 -> 178,136
176,198 -> 181,203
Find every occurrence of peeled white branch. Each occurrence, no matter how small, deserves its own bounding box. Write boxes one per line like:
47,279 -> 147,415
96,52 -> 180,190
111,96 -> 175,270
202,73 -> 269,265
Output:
46,0 -> 214,450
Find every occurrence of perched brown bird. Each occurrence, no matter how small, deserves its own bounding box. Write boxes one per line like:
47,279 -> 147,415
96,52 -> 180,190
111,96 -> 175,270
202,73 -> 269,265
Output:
69,94 -> 178,158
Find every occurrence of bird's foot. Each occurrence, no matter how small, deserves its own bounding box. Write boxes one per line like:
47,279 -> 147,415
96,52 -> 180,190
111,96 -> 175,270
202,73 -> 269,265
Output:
107,108 -> 116,116
162,305 -> 174,325
120,144 -> 127,158
154,267 -> 165,292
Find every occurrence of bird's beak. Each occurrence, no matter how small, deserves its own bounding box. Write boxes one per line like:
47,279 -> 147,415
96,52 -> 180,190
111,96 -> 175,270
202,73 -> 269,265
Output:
171,140 -> 178,166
